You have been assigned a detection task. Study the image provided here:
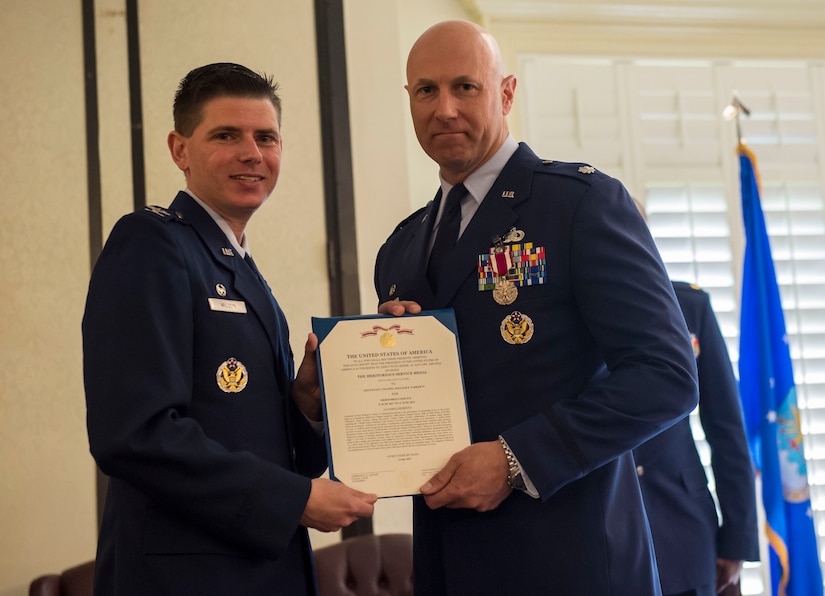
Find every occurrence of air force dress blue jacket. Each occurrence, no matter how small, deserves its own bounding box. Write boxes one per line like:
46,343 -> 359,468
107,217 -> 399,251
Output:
83,192 -> 327,595
373,144 -> 699,596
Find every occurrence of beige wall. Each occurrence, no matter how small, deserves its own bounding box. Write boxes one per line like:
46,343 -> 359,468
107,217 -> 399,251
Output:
1,0 -> 344,592
0,1 -> 97,594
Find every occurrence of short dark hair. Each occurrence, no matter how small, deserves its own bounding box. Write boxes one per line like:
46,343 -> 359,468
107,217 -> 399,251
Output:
173,63 -> 281,137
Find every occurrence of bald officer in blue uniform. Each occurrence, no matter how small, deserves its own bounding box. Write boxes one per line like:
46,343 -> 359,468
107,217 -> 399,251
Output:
374,21 -> 698,595
634,281 -> 760,596
83,63 -> 376,595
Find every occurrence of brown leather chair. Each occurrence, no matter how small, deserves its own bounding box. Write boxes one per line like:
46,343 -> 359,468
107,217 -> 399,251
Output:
28,534 -> 413,596
29,560 -> 94,596
314,533 -> 413,596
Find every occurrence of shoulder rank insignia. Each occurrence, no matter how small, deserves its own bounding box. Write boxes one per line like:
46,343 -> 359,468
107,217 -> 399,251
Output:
144,205 -> 172,217
578,166 -> 596,174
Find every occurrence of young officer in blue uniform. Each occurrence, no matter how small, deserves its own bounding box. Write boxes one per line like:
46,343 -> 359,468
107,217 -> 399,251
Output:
374,21 -> 699,595
82,63 -> 376,595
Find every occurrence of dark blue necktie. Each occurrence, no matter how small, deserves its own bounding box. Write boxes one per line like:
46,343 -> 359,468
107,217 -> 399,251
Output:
427,183 -> 468,290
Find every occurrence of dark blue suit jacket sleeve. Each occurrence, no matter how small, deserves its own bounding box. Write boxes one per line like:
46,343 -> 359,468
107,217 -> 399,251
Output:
634,282 -> 759,592
681,282 -> 760,560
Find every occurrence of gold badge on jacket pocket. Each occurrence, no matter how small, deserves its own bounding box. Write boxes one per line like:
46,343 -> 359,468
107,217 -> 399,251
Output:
500,311 -> 534,345
216,357 -> 248,393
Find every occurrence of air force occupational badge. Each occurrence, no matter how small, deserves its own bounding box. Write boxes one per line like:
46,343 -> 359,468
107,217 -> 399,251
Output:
500,311 -> 534,345
216,357 -> 248,393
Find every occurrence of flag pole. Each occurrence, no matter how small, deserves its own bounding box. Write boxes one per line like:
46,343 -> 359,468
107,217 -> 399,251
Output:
723,93 -> 751,145
732,99 -> 825,595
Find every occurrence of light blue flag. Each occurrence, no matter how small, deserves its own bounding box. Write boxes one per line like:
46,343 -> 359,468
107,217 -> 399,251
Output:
738,143 -> 823,596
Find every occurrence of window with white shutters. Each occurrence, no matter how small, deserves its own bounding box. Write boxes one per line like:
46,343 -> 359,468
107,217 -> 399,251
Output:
519,55 -> 825,595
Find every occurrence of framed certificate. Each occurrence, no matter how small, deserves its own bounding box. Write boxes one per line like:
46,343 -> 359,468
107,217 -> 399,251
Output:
311,309 -> 471,498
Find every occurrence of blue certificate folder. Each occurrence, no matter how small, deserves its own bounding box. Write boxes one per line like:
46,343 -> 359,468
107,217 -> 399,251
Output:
311,308 -> 471,498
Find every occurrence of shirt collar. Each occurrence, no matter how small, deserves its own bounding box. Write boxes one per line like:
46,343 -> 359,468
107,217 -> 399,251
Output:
184,189 -> 249,258
439,134 -> 519,206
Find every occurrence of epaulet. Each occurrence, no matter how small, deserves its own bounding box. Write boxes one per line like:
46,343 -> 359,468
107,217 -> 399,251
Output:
140,205 -> 181,222
388,205 -> 428,237
535,158 -> 608,181
672,280 -> 705,293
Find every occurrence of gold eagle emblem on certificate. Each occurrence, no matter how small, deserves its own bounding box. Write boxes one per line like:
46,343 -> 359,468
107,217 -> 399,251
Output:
380,331 -> 398,348
361,324 -> 413,348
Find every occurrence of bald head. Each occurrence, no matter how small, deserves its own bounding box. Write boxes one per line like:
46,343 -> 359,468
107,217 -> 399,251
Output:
404,20 -> 516,183
406,20 -> 506,83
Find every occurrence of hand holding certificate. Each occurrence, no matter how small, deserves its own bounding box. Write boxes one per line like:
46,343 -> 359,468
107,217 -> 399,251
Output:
312,309 -> 471,498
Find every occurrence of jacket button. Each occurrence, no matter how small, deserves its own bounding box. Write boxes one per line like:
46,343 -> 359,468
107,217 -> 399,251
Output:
636,465 -> 644,477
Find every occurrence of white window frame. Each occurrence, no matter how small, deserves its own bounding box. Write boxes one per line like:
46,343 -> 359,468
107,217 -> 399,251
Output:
518,55 -> 825,595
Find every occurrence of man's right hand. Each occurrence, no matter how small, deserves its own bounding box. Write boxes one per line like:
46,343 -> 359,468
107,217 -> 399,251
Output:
300,478 -> 377,532
378,300 -> 422,316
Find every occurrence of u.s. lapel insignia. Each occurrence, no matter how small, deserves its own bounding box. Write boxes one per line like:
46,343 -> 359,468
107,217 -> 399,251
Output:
221,247 -> 235,256
500,311 -> 534,345
690,333 -> 700,358
502,190 -> 515,199
216,357 -> 248,393
216,283 -> 227,297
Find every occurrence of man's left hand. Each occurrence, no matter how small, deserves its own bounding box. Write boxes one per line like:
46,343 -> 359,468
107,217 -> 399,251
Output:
419,441 -> 512,511
715,558 -> 744,593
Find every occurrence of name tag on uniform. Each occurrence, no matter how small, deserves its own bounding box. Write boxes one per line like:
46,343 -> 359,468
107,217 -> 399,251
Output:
208,298 -> 247,313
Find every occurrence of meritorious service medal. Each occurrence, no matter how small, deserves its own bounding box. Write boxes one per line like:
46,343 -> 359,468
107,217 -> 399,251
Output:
478,239 -> 546,305
492,278 -> 518,305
